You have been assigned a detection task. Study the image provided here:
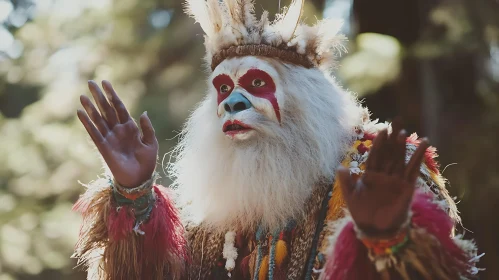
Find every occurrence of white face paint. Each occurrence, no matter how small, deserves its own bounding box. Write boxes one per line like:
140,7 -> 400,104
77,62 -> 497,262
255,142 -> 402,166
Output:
210,57 -> 283,142
169,56 -> 363,231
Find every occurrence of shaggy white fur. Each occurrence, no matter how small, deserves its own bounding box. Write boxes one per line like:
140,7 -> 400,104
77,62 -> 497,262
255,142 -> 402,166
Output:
168,56 -> 363,231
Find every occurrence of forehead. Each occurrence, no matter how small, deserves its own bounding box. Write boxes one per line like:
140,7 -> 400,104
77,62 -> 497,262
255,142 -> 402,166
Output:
211,56 -> 279,80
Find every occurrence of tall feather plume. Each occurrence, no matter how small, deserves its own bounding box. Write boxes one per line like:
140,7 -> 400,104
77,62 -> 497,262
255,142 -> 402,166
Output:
206,0 -> 223,34
223,0 -> 246,34
273,0 -> 304,42
242,0 -> 257,30
184,0 -> 214,36
184,0 -> 348,71
258,10 -> 270,32
315,19 -> 347,55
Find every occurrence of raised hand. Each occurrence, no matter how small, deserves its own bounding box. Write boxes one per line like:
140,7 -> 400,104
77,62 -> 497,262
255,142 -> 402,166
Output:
77,80 -> 159,188
337,119 -> 429,238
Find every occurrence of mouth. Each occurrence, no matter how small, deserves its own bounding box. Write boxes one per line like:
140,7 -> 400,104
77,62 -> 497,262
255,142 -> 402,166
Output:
223,120 -> 253,136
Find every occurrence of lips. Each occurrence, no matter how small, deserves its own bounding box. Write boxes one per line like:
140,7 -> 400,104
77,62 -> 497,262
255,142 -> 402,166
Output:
223,120 -> 252,135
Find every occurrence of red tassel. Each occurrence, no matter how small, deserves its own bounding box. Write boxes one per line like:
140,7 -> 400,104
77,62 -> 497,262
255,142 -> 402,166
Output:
142,185 -> 188,261
72,197 -> 90,213
108,205 -> 134,241
322,222 -> 378,280
411,191 -> 471,275
240,255 -> 251,279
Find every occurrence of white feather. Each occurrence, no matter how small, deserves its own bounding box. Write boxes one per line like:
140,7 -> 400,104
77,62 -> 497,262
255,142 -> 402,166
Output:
242,0 -> 257,30
272,0 -> 304,42
207,0 -> 223,33
184,0 -> 214,36
316,19 -> 347,55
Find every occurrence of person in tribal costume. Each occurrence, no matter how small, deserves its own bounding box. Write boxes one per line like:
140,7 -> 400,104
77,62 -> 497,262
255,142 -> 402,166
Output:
73,0 -> 481,279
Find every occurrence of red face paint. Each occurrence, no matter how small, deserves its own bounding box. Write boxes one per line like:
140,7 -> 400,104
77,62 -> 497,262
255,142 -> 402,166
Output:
213,74 -> 235,105
238,69 -> 280,122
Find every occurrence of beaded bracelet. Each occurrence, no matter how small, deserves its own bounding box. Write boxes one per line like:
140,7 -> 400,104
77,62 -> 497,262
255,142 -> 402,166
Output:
355,217 -> 411,258
360,229 -> 409,257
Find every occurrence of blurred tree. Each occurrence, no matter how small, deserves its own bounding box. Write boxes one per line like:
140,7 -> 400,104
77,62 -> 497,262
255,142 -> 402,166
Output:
346,0 -> 499,278
0,0 -> 206,279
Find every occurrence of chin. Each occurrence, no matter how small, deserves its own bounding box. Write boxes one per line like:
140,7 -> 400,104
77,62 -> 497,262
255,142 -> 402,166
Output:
225,129 -> 257,141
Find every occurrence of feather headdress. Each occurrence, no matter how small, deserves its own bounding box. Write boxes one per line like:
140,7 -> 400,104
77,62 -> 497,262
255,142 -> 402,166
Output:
184,0 -> 347,71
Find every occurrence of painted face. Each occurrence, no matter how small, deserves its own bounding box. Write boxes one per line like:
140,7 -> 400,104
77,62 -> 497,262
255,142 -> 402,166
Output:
211,57 -> 282,140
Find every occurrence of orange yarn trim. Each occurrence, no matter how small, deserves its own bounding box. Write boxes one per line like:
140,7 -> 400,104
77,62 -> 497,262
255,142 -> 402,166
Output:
361,230 -> 409,256
115,188 -> 150,201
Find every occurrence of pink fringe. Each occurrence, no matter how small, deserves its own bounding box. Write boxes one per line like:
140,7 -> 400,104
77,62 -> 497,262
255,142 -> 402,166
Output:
323,222 -> 378,280
323,191 -> 472,279
142,185 -> 189,261
411,192 -> 471,275
108,205 -> 134,241
105,185 -> 188,261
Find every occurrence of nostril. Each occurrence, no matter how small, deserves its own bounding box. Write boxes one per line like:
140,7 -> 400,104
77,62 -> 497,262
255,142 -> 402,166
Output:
224,103 -> 231,112
233,102 -> 247,112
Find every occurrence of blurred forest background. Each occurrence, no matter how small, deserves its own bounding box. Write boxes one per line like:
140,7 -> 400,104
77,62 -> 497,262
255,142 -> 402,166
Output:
0,0 -> 498,279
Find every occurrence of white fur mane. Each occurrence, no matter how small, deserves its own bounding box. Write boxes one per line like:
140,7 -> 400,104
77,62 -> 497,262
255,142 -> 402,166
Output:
168,57 -> 363,231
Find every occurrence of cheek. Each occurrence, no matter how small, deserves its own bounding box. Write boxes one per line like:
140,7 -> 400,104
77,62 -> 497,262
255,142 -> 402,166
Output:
253,90 -> 280,123
241,92 -> 281,124
239,76 -> 280,122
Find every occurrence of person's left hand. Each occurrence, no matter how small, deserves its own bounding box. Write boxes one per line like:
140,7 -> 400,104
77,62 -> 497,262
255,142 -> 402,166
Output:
337,119 -> 429,238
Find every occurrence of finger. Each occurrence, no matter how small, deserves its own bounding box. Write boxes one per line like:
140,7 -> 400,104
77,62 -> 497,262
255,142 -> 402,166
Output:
365,129 -> 388,172
80,95 -> 109,136
87,81 -> 119,128
404,138 -> 430,183
337,166 -> 356,201
389,117 -> 403,143
381,119 -> 403,173
101,80 -> 131,124
391,130 -> 407,176
139,112 -> 157,146
77,109 -> 105,145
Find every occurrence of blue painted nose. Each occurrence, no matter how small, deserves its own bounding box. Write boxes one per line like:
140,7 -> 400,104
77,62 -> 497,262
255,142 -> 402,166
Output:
223,92 -> 252,113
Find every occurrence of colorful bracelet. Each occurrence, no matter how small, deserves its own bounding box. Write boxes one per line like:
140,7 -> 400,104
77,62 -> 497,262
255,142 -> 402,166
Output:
112,172 -> 158,201
355,216 -> 411,258
111,173 -> 158,229
360,229 -> 409,257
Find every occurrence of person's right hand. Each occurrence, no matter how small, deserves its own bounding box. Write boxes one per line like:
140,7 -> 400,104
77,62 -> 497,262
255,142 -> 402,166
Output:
77,80 -> 159,188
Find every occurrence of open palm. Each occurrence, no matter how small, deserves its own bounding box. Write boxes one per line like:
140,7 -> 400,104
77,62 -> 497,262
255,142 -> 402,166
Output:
77,80 -> 158,188
337,119 -> 429,238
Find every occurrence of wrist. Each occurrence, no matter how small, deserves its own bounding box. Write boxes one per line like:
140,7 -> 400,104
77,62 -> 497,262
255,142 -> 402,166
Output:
113,172 -> 157,201
111,172 -> 158,229
355,214 -> 411,258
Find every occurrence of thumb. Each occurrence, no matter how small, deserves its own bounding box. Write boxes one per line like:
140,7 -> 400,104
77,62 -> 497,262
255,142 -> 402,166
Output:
139,112 -> 157,146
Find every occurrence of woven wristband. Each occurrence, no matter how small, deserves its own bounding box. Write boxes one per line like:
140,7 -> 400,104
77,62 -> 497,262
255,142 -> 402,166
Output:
356,217 -> 411,258
111,172 -> 158,224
